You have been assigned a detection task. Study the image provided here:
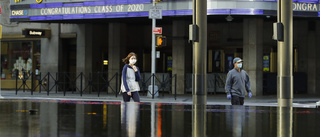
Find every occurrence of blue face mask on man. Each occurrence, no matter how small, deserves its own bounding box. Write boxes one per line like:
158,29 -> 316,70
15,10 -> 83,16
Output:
237,63 -> 242,69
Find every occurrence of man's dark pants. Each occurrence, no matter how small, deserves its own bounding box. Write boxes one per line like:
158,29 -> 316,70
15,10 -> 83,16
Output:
231,95 -> 244,105
122,92 -> 140,102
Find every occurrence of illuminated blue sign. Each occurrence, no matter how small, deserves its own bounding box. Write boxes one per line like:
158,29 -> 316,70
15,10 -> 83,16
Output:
9,0 -> 320,22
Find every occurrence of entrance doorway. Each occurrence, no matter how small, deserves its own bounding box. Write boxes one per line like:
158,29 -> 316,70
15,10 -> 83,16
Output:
61,38 -> 76,73
60,38 -> 77,91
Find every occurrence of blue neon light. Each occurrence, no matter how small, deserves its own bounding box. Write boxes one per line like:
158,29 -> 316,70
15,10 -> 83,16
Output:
63,14 -> 84,19
175,10 -> 192,15
208,9 -> 231,14
47,15 -> 63,20
30,16 -> 46,20
128,12 -> 148,17
45,3 -> 63,8
114,0 -> 130,5
30,4 -> 45,8
127,0 -> 151,4
10,16 -> 30,19
84,13 -> 106,18
231,9 -> 264,15
63,3 -> 84,7
84,1 -> 106,6
162,11 -> 175,16
105,12 -> 129,18
293,0 -> 319,3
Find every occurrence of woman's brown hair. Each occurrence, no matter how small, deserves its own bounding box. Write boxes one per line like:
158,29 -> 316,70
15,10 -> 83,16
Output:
122,52 -> 137,64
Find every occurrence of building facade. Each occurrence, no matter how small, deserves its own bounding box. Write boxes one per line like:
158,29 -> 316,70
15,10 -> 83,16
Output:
1,0 -> 320,96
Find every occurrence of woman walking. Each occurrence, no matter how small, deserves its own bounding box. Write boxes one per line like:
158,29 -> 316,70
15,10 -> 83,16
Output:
120,52 -> 141,102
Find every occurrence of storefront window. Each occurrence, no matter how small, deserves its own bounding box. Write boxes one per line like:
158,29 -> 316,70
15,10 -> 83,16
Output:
1,41 -> 40,80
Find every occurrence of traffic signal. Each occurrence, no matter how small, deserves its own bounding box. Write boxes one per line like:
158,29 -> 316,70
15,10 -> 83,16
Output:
156,35 -> 166,47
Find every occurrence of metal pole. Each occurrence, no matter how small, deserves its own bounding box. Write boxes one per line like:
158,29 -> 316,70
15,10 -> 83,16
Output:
151,0 -> 156,98
80,72 -> 83,97
174,74 -> 177,100
98,71 -> 100,97
192,0 -> 207,136
152,74 -> 155,99
115,72 -> 118,97
23,72 -> 26,92
143,74 -> 146,96
47,72 -> 50,95
64,72 -> 66,96
16,70 -> 18,95
55,73 -> 58,93
192,104 -> 206,137
106,72 -> 109,94
31,72 -> 34,95
192,0 -> 207,104
214,74 -> 217,95
150,102 -> 155,137
39,72 -> 42,93
277,107 -> 293,137
277,0 -> 293,107
162,74 -> 164,97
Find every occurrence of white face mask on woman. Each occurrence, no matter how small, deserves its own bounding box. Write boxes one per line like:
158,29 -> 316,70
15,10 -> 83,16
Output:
129,59 -> 137,64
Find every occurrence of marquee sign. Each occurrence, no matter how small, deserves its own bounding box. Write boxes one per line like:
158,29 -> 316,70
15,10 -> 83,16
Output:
10,0 -> 320,22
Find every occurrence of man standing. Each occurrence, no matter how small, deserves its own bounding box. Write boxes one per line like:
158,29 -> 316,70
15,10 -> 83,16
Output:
225,57 -> 252,105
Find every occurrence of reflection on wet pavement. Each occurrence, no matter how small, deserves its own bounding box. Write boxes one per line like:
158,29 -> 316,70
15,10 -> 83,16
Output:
0,99 -> 319,137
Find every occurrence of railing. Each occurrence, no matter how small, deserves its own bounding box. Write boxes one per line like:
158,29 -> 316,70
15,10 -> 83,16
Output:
139,73 -> 177,100
15,71 -> 177,100
15,71 -> 119,97
185,73 -> 227,94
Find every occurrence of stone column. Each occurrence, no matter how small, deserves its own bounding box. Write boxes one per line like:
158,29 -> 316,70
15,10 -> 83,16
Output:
172,20 -> 187,94
108,23 -> 126,93
171,105 -> 185,136
41,23 -> 60,74
295,21 -> 308,73
243,18 -> 263,96
76,24 -> 93,89
108,105 -> 121,136
316,21 -> 320,95
307,30 -> 316,94
41,23 -> 60,89
76,104 -> 92,135
40,102 -> 58,136
294,21 -> 308,94
76,24 -> 93,74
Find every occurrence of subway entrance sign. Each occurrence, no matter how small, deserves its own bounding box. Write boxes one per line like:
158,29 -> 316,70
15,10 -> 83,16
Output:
22,29 -> 51,38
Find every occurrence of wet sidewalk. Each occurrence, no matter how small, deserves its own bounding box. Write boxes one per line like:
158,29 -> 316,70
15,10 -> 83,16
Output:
1,90 -> 320,108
